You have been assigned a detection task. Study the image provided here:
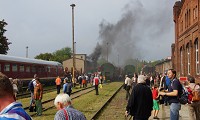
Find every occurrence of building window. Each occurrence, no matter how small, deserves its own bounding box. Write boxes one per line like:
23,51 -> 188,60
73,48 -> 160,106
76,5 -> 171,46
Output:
195,39 -> 199,75
4,64 -> 10,72
185,13 -> 187,28
180,48 -> 184,75
181,21 -> 183,31
26,66 -> 30,72
193,8 -> 196,19
196,6 -> 198,19
20,65 -> 25,72
12,64 -> 18,72
186,44 -> 190,75
189,9 -> 190,26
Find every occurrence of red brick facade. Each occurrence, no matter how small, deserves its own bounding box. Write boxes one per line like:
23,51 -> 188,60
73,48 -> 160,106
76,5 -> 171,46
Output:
173,0 -> 200,82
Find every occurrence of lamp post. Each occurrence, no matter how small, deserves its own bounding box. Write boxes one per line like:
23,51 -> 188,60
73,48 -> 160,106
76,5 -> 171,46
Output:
70,3 -> 75,83
26,46 -> 28,58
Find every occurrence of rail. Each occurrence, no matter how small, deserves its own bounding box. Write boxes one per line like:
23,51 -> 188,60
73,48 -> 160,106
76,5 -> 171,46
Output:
91,84 -> 123,120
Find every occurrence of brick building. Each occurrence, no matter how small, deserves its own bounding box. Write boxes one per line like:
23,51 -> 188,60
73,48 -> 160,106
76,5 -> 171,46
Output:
155,57 -> 172,74
173,0 -> 200,82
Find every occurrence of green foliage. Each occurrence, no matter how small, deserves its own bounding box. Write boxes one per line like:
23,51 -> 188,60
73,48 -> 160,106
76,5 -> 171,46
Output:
35,47 -> 72,63
51,47 -> 71,63
0,19 -> 11,54
35,53 -> 53,61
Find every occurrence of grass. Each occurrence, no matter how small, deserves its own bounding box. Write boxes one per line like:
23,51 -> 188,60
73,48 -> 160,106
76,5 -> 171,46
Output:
17,86 -> 88,109
31,82 -> 123,120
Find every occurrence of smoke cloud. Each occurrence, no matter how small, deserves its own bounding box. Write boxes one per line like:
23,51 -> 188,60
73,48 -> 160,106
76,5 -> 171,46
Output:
89,0 -> 174,67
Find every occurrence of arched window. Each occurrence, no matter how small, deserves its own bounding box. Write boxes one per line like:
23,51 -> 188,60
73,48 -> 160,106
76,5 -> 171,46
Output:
195,39 -> 199,75
180,47 -> 184,75
186,43 -> 190,75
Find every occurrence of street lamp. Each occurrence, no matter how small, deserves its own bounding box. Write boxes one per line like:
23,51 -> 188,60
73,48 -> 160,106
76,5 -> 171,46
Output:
70,3 -> 75,83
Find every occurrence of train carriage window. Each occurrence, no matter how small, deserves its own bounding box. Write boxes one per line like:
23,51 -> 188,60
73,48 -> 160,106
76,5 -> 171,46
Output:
42,66 -> 45,72
26,66 -> 30,72
4,64 -> 10,72
47,66 -> 51,72
12,64 -> 18,72
32,66 -> 36,73
20,65 -> 25,72
38,67 -> 42,73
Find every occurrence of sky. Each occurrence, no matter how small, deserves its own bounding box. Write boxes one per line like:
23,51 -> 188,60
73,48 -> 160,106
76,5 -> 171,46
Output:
0,0 -> 177,66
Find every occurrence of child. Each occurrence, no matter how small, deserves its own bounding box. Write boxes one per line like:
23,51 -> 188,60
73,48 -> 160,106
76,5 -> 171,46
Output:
152,84 -> 160,119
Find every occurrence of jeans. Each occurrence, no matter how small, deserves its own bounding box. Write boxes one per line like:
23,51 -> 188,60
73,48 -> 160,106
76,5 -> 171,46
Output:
30,92 -> 35,105
170,103 -> 181,120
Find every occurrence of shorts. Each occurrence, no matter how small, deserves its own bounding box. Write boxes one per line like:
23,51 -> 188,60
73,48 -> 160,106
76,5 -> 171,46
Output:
153,99 -> 160,110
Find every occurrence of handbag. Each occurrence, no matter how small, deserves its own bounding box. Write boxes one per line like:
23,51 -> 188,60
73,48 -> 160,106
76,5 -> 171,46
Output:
192,85 -> 200,102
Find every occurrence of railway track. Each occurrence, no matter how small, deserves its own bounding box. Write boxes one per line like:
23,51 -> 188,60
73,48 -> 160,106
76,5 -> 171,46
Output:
91,84 -> 123,120
27,87 -> 95,117
17,87 -> 56,99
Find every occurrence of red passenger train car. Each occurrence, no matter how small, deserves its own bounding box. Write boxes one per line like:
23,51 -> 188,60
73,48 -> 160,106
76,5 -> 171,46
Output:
0,54 -> 64,79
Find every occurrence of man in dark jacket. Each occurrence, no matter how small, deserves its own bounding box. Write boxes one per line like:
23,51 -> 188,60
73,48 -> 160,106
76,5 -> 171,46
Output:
125,75 -> 153,120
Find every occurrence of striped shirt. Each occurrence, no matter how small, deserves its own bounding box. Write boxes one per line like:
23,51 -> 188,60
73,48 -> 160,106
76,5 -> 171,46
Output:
54,105 -> 86,120
0,102 -> 32,120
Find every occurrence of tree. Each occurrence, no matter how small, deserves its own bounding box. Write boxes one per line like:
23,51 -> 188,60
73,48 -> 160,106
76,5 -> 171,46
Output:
35,47 -> 72,63
35,53 -> 53,61
0,19 -> 11,54
51,47 -> 72,63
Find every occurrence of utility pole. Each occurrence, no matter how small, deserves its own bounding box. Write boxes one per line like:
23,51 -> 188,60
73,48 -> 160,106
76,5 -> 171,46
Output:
70,4 -> 75,83
107,42 -> 109,62
26,46 -> 28,58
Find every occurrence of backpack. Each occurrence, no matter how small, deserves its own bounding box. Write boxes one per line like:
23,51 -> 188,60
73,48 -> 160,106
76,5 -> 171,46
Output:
172,79 -> 188,104
192,84 -> 200,102
28,80 -> 34,92
178,85 -> 188,105
66,83 -> 72,93
94,78 -> 99,85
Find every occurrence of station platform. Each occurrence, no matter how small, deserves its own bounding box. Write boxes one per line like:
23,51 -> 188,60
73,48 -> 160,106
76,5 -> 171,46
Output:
148,104 -> 190,120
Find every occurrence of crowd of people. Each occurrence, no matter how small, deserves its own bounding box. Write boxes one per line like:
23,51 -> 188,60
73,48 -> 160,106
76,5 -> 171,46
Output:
124,69 -> 200,120
0,71 -> 103,119
1,68 -> 200,120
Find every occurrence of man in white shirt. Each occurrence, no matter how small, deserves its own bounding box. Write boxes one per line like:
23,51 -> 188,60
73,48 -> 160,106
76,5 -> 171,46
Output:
125,75 -> 132,100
